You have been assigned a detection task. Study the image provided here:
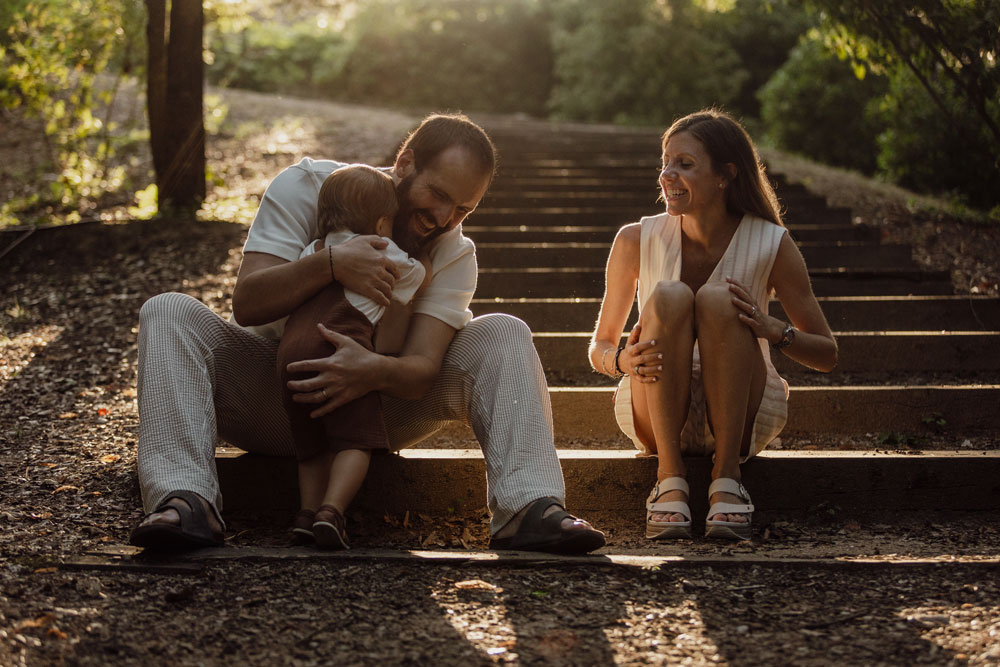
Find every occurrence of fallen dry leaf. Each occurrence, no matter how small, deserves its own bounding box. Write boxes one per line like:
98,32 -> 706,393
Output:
15,614 -> 55,631
421,531 -> 445,547
454,579 -> 502,593
33,567 -> 58,574
99,454 -> 120,463
57,412 -> 78,420
52,485 -> 79,494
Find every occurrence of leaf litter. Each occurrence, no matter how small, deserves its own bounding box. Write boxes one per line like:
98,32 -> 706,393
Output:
2,93 -> 1000,665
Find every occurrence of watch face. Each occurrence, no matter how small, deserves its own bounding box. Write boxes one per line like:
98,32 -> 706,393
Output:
782,326 -> 795,347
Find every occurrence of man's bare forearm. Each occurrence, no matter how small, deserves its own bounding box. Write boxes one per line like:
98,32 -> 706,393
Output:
232,251 -> 330,326
367,349 -> 441,401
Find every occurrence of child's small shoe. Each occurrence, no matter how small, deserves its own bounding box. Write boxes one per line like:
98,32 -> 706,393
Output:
313,504 -> 350,550
290,509 -> 316,545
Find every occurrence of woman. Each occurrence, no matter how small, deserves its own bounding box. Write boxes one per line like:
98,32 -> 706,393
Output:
589,109 -> 837,540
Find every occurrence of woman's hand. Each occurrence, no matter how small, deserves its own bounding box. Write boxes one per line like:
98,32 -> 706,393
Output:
726,277 -> 780,343
619,324 -> 664,383
285,324 -> 380,418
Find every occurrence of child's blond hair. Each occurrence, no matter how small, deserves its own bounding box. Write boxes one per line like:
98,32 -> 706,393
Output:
316,164 -> 398,236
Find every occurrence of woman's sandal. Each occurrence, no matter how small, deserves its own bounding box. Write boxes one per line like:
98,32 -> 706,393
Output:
705,478 -> 754,541
290,509 -> 316,545
313,504 -> 350,550
646,477 -> 692,539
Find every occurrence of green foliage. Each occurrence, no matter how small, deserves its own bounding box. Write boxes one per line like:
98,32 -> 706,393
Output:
208,0 -> 555,116
0,0 -> 147,226
875,65 -> 1000,209
547,0 -> 748,125
205,0 -> 813,130
795,0 -> 1000,208
704,0 -> 815,120
758,35 -> 888,174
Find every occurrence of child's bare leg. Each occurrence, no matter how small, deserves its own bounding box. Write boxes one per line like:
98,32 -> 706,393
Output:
321,449 -> 372,513
297,452 -> 331,511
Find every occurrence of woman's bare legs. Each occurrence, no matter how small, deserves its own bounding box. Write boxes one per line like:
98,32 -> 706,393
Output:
695,282 -> 767,523
631,280 -> 695,522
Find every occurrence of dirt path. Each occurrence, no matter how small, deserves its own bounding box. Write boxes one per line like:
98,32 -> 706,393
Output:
2,91 -> 999,665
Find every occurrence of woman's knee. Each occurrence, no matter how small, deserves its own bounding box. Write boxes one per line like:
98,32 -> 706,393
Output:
694,282 -> 734,322
644,280 -> 694,326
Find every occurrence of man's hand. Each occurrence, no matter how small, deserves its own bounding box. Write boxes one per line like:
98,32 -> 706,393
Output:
332,236 -> 401,307
285,324 -> 380,418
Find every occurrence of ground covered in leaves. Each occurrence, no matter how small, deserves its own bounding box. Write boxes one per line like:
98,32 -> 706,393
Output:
2,92 -> 1000,665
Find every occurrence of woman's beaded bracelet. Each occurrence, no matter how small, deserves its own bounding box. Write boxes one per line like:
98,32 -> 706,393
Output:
327,245 -> 336,282
614,344 -> 626,375
600,346 -> 615,375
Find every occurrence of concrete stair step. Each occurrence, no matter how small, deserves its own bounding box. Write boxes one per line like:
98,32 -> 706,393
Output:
499,158 -> 664,170
474,242 -> 915,271
464,223 -> 880,244
216,448 -> 1000,513
476,267 -> 954,297
470,296 -> 1000,332
482,191 -> 831,211
524,385 -> 1000,439
528,331 -> 1000,376
469,205 -> 663,227
471,207 -> 853,226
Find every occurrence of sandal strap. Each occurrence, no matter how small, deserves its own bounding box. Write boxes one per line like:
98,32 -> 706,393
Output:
647,500 -> 691,522
708,477 -> 751,503
708,500 -> 755,517
144,489 -> 225,544
153,490 -> 214,534
647,476 -> 689,503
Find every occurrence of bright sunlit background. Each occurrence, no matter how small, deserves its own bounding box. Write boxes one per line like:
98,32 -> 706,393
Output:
1,0 -> 997,226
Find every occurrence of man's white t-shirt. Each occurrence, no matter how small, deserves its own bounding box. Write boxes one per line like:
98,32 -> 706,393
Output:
237,157 -> 477,340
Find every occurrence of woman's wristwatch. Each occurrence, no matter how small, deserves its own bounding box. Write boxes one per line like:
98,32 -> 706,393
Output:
773,323 -> 796,351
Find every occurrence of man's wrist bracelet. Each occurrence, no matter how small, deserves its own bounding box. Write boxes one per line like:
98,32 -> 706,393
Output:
773,323 -> 796,351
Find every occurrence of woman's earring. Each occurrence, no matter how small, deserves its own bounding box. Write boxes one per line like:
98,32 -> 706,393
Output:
718,182 -> 725,189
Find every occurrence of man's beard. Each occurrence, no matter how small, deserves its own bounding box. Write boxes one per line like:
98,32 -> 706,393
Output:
392,173 -> 446,255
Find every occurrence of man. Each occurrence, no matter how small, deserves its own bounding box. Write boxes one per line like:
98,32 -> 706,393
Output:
129,113 -> 605,554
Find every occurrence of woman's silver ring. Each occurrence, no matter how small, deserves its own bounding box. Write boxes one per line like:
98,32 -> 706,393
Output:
750,306 -> 758,318
321,388 -> 328,399
636,365 -> 643,376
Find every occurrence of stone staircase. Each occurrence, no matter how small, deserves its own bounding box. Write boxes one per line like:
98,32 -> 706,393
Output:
218,117 -> 1000,520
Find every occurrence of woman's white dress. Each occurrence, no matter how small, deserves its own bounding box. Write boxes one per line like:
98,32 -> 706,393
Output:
613,212 -> 790,458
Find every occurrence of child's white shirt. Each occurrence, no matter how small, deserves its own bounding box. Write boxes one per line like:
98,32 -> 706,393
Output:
244,231 -> 424,340
299,230 -> 425,326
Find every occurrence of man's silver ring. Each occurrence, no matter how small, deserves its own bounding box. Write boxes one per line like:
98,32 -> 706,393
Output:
750,306 -> 758,318
321,388 -> 328,399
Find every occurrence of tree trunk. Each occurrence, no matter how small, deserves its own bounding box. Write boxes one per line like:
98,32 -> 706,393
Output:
147,0 -> 205,213
146,0 -> 168,184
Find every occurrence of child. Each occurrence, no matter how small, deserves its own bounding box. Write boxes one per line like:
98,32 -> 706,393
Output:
276,164 -> 426,549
